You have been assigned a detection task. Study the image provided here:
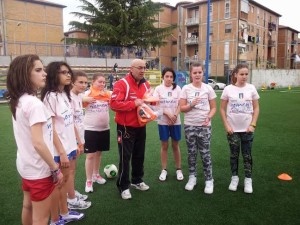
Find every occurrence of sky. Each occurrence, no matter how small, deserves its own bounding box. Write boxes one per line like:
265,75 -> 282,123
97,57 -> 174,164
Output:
50,0 -> 300,34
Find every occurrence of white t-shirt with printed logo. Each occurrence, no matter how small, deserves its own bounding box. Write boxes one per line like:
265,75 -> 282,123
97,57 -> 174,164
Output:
221,83 -> 260,132
71,92 -> 85,144
84,90 -> 110,131
43,92 -> 77,156
13,94 -> 54,179
153,84 -> 181,125
180,83 -> 217,126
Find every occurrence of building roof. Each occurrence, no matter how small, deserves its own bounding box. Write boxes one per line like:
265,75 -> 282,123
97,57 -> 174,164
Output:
278,25 -> 299,34
181,0 -> 282,17
17,0 -> 66,8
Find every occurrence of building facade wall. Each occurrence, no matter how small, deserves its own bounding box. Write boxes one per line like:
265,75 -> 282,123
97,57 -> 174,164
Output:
0,0 -> 65,56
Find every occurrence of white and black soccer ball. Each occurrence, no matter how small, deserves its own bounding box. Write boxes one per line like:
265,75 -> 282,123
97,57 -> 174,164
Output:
104,164 -> 118,178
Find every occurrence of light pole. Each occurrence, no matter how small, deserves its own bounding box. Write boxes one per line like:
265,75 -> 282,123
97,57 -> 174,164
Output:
13,22 -> 21,56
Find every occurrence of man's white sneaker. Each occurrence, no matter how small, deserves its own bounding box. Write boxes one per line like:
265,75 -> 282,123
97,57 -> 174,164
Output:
131,182 -> 150,191
176,170 -> 184,181
159,169 -> 167,181
204,179 -> 214,194
228,176 -> 239,192
121,189 -> 132,200
92,174 -> 107,184
85,181 -> 93,193
185,175 -> 197,191
244,178 -> 253,194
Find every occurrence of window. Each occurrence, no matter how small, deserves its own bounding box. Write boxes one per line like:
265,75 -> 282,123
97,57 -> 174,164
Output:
225,0 -> 230,19
210,3 -> 213,21
209,46 -> 212,60
225,24 -> 232,33
224,42 -> 229,61
256,8 -> 260,25
210,26 -> 213,35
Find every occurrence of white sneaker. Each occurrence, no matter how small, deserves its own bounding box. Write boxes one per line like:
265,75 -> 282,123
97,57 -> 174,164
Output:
61,211 -> 84,223
75,190 -> 88,201
67,197 -> 91,210
159,169 -> 167,181
131,182 -> 150,191
85,180 -> 93,193
92,174 -> 107,184
204,179 -> 214,194
176,169 -> 184,181
121,189 -> 132,200
185,175 -> 197,191
244,178 -> 253,194
228,176 -> 239,191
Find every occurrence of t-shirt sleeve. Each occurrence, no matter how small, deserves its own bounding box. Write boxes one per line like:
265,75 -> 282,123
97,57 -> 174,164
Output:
220,86 -> 229,100
207,85 -> 217,100
27,100 -> 47,127
180,86 -> 187,99
252,86 -> 260,100
43,93 -> 56,117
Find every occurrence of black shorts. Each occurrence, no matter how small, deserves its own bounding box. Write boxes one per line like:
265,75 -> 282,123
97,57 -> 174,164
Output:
84,129 -> 110,153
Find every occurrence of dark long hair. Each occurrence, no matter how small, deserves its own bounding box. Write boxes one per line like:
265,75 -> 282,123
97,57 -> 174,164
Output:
41,61 -> 73,102
231,64 -> 248,84
6,54 -> 41,119
161,67 -> 177,90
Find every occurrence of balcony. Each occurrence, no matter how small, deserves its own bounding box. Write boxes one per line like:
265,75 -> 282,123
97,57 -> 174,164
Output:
291,40 -> 298,45
268,22 -> 277,31
185,17 -> 199,26
185,36 -> 198,45
267,57 -> 275,63
268,40 -> 276,47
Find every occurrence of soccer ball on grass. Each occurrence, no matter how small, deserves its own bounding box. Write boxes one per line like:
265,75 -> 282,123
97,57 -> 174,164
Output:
104,164 -> 118,178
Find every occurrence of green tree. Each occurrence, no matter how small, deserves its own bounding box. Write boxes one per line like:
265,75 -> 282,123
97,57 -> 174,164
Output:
69,0 -> 176,57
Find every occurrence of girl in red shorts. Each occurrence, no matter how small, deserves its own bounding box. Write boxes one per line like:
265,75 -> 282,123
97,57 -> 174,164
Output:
6,54 -> 63,225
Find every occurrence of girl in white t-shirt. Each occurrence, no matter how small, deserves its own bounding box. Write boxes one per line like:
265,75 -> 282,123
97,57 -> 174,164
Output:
68,70 -> 91,209
153,67 -> 184,182
7,54 -> 63,225
220,64 -> 260,194
41,62 -> 85,223
179,62 -> 217,194
83,74 -> 111,193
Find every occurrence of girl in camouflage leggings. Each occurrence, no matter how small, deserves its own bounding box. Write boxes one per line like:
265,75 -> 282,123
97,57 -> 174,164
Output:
179,62 -> 217,194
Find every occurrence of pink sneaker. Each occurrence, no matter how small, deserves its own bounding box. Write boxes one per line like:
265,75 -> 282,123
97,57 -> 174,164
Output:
85,180 -> 93,193
92,174 -> 107,184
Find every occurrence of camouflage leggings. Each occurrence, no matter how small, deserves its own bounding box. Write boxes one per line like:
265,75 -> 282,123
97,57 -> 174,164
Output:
227,132 -> 254,178
184,125 -> 213,181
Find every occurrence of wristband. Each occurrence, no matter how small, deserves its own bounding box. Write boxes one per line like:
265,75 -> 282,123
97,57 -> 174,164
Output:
250,123 -> 256,128
51,168 -> 61,183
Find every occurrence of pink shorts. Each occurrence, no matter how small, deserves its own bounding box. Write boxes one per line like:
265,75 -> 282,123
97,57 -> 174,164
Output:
22,176 -> 55,202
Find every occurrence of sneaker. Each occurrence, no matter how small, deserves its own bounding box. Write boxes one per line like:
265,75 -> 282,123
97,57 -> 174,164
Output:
176,169 -> 184,181
204,179 -> 214,194
131,182 -> 150,191
185,175 -> 197,191
50,218 -> 65,225
61,211 -> 84,224
85,180 -> 93,193
75,190 -> 88,201
67,197 -> 91,210
228,176 -> 239,192
159,169 -> 167,181
121,189 -> 132,200
244,178 -> 253,194
92,174 -> 107,184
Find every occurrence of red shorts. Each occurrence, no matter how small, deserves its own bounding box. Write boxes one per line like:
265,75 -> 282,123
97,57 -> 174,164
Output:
22,176 -> 55,202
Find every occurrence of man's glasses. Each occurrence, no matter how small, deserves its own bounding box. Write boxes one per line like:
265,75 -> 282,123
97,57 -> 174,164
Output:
59,70 -> 72,76
132,66 -> 146,71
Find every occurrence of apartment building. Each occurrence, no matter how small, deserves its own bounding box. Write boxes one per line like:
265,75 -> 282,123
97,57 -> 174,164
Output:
0,0 -> 65,56
277,26 -> 299,69
174,0 -> 282,77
